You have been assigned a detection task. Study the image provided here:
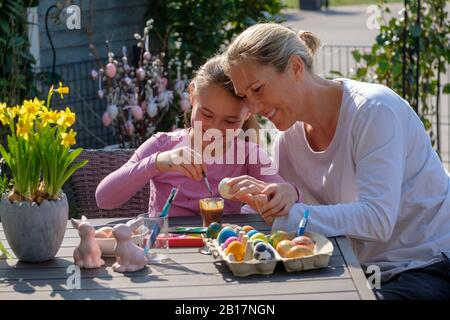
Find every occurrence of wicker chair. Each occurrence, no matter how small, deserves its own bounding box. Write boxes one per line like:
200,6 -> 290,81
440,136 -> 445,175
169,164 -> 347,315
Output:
69,149 -> 150,218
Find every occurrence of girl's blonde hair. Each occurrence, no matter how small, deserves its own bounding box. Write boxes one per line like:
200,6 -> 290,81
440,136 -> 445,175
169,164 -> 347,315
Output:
188,54 -> 261,143
224,23 -> 321,73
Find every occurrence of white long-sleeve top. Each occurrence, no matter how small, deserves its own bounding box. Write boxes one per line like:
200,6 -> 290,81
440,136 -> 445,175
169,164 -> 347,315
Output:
272,78 -> 450,282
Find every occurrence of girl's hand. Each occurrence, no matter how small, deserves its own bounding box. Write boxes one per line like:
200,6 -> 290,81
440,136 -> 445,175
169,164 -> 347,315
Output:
156,146 -> 205,181
259,183 -> 298,219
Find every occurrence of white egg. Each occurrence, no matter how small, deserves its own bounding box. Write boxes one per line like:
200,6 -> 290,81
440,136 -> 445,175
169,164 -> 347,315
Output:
218,177 -> 233,199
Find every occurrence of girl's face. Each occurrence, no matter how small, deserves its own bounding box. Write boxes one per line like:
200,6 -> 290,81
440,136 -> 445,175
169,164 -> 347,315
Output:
228,58 -> 305,131
190,83 -> 250,147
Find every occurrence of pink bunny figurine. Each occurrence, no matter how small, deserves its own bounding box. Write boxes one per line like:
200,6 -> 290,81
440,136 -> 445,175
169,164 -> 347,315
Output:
71,216 -> 105,269
112,217 -> 147,273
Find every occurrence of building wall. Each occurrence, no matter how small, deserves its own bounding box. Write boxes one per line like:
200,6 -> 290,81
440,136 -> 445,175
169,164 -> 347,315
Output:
37,0 -> 148,67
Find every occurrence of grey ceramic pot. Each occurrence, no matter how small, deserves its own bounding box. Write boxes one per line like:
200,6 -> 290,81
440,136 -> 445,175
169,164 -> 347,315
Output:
0,192 -> 68,262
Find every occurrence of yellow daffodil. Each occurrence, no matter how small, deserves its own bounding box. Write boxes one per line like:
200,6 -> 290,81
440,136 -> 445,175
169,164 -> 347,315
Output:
56,107 -> 76,127
0,113 -> 7,126
61,129 -> 77,147
21,98 -> 44,120
6,105 -> 20,119
53,82 -> 69,99
0,102 -> 8,125
39,107 -> 59,127
0,84 -> 88,202
16,119 -> 33,140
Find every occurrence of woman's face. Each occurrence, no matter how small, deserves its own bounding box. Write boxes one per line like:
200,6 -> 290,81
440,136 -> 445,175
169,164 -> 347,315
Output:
229,59 -> 303,131
190,83 -> 250,147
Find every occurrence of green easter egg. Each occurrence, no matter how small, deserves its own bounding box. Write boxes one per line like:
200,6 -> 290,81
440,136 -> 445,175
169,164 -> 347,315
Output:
250,232 -> 267,243
206,222 -> 222,239
269,230 -> 289,249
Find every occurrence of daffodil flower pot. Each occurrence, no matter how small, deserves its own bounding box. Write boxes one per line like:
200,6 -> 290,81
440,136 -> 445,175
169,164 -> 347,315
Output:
0,192 -> 68,262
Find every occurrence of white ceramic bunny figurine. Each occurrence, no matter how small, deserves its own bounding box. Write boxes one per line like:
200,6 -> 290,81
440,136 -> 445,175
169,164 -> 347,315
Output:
72,216 -> 105,269
112,217 -> 147,273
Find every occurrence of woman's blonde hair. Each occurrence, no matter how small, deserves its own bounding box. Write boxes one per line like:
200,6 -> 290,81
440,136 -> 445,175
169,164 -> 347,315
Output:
224,23 -> 321,73
187,54 -> 261,143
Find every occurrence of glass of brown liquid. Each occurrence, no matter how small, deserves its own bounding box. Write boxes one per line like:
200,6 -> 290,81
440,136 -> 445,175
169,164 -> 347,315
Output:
199,197 -> 224,227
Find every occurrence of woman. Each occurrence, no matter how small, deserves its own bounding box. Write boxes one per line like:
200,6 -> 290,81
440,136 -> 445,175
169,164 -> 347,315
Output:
223,23 -> 450,299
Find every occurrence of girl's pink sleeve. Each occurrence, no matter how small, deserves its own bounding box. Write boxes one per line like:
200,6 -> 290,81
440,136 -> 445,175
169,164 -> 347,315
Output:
95,135 -> 162,209
247,144 -> 303,202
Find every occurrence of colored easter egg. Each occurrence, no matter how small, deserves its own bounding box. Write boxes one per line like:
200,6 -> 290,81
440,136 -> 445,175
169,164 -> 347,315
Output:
143,51 -> 152,61
102,112 -> 112,127
95,230 -> 108,238
253,242 -> 275,261
287,245 -> 314,258
292,235 -> 315,251
222,236 -> 241,249
225,241 -> 245,261
107,104 -> 118,120
90,69 -> 98,80
217,227 -> 237,245
136,67 -> 146,80
276,240 -> 295,258
218,177 -> 233,199
95,226 -> 113,238
124,120 -> 135,136
242,225 -> 254,233
131,105 -> 143,120
246,229 -> 259,238
105,63 -> 117,78
250,232 -> 267,243
269,230 -> 289,249
206,222 -> 222,239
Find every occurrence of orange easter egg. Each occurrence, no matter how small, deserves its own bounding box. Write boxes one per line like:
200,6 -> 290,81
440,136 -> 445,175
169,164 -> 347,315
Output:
287,245 -> 314,258
242,225 -> 254,233
225,241 -> 245,261
292,235 -> 315,251
95,226 -> 113,238
276,240 -> 295,258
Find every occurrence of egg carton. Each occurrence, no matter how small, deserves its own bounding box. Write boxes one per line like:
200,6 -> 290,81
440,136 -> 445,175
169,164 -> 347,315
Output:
209,231 -> 333,276
209,239 -> 278,277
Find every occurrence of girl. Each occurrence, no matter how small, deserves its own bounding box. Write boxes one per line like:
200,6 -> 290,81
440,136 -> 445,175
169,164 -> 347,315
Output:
95,54 -> 299,218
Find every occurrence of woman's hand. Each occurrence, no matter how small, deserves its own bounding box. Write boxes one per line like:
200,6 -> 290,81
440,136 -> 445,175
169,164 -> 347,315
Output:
258,183 -> 298,220
156,146 -> 205,181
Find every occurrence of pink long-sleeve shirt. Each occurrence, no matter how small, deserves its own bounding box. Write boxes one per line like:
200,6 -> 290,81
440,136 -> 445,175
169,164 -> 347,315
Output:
95,128 -> 285,217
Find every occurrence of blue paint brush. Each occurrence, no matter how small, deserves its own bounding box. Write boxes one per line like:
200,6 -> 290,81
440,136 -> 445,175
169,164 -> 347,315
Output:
296,209 -> 310,237
145,187 -> 178,254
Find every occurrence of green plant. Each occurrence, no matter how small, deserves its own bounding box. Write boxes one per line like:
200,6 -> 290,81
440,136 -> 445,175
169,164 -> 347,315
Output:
0,172 -> 11,196
145,0 -> 286,79
0,83 -> 88,203
349,0 -> 450,140
0,240 -> 11,258
0,0 -> 38,105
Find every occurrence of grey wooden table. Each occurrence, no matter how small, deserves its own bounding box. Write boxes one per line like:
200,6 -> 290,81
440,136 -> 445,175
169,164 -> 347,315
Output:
0,214 -> 375,300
